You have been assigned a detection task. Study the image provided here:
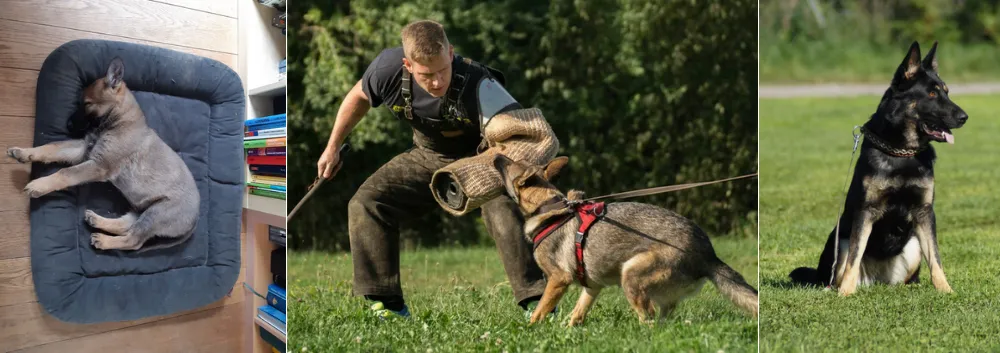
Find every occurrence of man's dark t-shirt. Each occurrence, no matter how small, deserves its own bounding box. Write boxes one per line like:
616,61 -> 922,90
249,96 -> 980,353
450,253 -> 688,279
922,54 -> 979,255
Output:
361,47 -> 489,155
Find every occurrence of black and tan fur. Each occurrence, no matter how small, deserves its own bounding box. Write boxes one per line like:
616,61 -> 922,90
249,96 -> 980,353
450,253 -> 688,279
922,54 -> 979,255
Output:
6,57 -> 199,252
493,154 -> 758,326
789,41 -> 968,296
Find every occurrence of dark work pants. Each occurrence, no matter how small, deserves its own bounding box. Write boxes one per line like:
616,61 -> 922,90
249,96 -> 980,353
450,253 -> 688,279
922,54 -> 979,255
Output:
347,146 -> 547,305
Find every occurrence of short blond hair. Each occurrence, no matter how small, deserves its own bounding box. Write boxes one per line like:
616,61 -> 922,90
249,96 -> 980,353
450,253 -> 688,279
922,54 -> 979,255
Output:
401,20 -> 450,63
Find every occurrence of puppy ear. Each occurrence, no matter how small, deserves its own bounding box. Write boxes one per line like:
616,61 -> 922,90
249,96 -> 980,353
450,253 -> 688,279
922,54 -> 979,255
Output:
892,41 -> 921,86
542,156 -> 569,181
106,57 -> 125,89
922,41 -> 938,72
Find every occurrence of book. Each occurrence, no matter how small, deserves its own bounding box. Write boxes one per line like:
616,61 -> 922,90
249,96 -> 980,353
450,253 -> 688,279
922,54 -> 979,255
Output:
247,155 -> 286,166
246,113 -> 286,127
250,188 -> 286,200
248,182 -> 287,192
269,226 -> 287,248
252,180 -> 287,188
249,164 -> 286,175
267,284 -> 287,313
245,127 -> 286,140
251,174 -> 286,184
244,137 -> 286,149
246,121 -> 285,132
246,147 -> 286,156
258,305 -> 286,334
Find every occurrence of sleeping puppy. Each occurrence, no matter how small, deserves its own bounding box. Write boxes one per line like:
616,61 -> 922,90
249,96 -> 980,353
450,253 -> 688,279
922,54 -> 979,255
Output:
7,57 -> 199,252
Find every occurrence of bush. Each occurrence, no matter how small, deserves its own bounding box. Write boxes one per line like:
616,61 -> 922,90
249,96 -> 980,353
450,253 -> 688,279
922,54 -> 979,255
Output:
288,0 -> 759,251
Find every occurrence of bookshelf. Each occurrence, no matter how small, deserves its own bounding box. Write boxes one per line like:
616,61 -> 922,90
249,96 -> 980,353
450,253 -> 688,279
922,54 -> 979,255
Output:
237,0 -> 286,353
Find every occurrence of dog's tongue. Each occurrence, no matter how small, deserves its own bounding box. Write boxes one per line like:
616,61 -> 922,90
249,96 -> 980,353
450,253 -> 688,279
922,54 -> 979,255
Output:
944,132 -> 955,144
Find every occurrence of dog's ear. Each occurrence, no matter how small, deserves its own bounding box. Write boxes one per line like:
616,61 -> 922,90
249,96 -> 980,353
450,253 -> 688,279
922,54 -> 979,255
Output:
106,57 -> 125,89
542,156 -> 569,181
922,41 -> 938,72
892,41 -> 921,86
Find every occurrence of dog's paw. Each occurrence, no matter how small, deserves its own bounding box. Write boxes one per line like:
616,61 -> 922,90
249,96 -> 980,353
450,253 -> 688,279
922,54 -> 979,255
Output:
6,147 -> 31,163
84,210 -> 100,228
567,316 -> 585,327
23,180 -> 49,198
91,232 -> 110,250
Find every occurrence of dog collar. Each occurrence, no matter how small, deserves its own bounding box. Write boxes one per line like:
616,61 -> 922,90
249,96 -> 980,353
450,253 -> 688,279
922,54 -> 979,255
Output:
860,125 -> 926,157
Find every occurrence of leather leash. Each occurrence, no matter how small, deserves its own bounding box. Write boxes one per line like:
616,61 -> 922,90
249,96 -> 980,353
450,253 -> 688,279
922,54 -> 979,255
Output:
571,172 -> 758,204
287,143 -> 350,221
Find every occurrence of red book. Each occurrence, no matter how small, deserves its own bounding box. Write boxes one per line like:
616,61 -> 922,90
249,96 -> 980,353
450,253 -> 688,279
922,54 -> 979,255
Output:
246,155 -> 286,166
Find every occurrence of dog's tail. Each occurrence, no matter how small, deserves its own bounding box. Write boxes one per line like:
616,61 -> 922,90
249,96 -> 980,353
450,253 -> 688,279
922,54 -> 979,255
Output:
135,230 -> 194,253
709,261 -> 758,318
788,267 -> 820,286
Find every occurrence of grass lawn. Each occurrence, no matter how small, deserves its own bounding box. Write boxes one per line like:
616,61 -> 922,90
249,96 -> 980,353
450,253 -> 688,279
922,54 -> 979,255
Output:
759,94 -> 1000,352
287,235 -> 757,352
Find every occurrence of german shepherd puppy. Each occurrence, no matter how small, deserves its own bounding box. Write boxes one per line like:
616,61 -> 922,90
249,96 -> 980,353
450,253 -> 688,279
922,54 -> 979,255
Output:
492,154 -> 758,326
6,57 -> 199,252
789,41 -> 968,296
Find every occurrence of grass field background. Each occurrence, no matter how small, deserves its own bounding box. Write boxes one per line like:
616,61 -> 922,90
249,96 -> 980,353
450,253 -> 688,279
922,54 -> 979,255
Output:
759,94 -> 1000,352
288,235 -> 757,352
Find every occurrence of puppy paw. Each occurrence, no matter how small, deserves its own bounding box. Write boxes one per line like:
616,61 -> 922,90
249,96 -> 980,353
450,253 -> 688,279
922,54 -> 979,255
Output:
91,232 -> 114,250
23,180 -> 49,198
567,316 -> 585,327
6,147 -> 31,163
84,210 -> 100,228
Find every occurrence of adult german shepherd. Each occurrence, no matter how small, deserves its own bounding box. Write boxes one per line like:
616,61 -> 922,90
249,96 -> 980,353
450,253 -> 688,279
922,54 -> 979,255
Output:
789,41 -> 968,296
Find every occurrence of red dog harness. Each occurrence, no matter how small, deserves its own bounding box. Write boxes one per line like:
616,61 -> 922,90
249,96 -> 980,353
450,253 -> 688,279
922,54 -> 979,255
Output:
531,201 -> 606,287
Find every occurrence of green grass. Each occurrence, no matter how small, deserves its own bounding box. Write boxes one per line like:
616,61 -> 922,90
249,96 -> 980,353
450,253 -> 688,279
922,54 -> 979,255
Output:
287,235 -> 757,353
759,94 -> 1000,352
760,42 -> 1000,84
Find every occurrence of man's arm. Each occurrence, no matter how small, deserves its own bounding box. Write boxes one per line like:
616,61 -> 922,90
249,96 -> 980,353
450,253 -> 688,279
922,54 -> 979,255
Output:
318,79 -> 369,178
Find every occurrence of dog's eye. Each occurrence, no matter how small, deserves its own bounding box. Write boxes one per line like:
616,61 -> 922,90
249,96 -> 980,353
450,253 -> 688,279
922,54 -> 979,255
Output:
929,91 -> 937,98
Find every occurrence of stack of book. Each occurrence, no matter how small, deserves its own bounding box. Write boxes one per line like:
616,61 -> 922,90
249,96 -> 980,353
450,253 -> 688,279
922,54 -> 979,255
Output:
257,284 -> 286,352
244,113 -> 286,200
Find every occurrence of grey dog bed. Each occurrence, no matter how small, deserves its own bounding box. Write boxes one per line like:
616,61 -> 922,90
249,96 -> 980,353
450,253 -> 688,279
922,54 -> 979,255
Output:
29,40 -> 244,324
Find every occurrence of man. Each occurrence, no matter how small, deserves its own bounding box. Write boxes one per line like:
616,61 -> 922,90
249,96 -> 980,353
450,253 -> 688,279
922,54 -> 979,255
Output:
316,20 -> 547,319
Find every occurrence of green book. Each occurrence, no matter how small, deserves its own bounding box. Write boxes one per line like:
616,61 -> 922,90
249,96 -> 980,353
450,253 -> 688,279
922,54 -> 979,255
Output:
250,188 -> 286,200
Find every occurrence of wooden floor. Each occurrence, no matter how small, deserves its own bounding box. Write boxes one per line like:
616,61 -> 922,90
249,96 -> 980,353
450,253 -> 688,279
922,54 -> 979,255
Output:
0,1 -> 244,352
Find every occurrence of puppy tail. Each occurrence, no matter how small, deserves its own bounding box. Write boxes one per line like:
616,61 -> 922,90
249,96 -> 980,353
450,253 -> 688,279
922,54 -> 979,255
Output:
788,267 -> 820,286
709,262 -> 758,318
135,231 -> 194,253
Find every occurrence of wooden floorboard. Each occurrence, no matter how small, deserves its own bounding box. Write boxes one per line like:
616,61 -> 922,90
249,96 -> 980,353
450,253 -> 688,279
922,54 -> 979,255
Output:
0,68 -> 38,118
0,0 -> 237,54
0,210 -> 30,260
0,257 -> 33,308
0,19 -> 237,72
0,274 -> 245,352
0,116 -> 36,165
12,301 -> 245,353
0,163 -> 31,213
149,0 -> 238,18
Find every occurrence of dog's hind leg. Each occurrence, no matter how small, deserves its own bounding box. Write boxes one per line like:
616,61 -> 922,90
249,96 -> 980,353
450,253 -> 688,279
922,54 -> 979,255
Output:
568,286 -> 601,327
621,252 -> 659,324
90,204 -> 171,251
914,206 -> 953,293
838,210 -> 875,296
84,210 -> 137,235
7,140 -> 88,165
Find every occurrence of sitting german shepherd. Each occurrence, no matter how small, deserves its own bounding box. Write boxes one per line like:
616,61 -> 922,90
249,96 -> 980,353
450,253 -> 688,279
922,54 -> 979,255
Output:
492,154 -> 757,326
6,57 -> 199,252
789,41 -> 968,296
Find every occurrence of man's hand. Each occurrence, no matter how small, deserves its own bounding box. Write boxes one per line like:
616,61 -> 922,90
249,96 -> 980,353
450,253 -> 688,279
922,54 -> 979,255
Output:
317,147 -> 343,179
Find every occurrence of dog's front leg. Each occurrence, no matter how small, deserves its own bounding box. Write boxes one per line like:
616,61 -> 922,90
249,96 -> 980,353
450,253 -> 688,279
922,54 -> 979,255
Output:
837,209 -> 874,296
915,205 -> 953,293
529,275 -> 572,325
7,140 -> 88,165
568,286 -> 601,327
24,160 -> 106,198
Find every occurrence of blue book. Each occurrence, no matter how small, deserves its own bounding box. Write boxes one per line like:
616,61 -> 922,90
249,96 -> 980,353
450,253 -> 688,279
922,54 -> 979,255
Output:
247,121 -> 285,132
258,305 -> 286,332
267,284 -> 286,313
246,113 -> 286,127
249,165 -> 286,176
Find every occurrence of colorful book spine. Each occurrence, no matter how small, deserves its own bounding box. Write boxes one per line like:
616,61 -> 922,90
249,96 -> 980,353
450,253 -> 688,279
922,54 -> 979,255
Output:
244,137 -> 286,149
246,147 -> 286,156
251,174 -> 287,184
250,187 -> 286,200
248,182 -> 287,192
249,164 -> 286,176
246,113 -> 286,127
247,156 -> 286,166
245,127 -> 286,140
246,121 -> 285,132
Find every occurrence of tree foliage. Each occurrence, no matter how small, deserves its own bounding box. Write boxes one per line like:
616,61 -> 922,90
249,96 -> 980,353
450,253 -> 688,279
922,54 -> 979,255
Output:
288,0 -> 759,251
